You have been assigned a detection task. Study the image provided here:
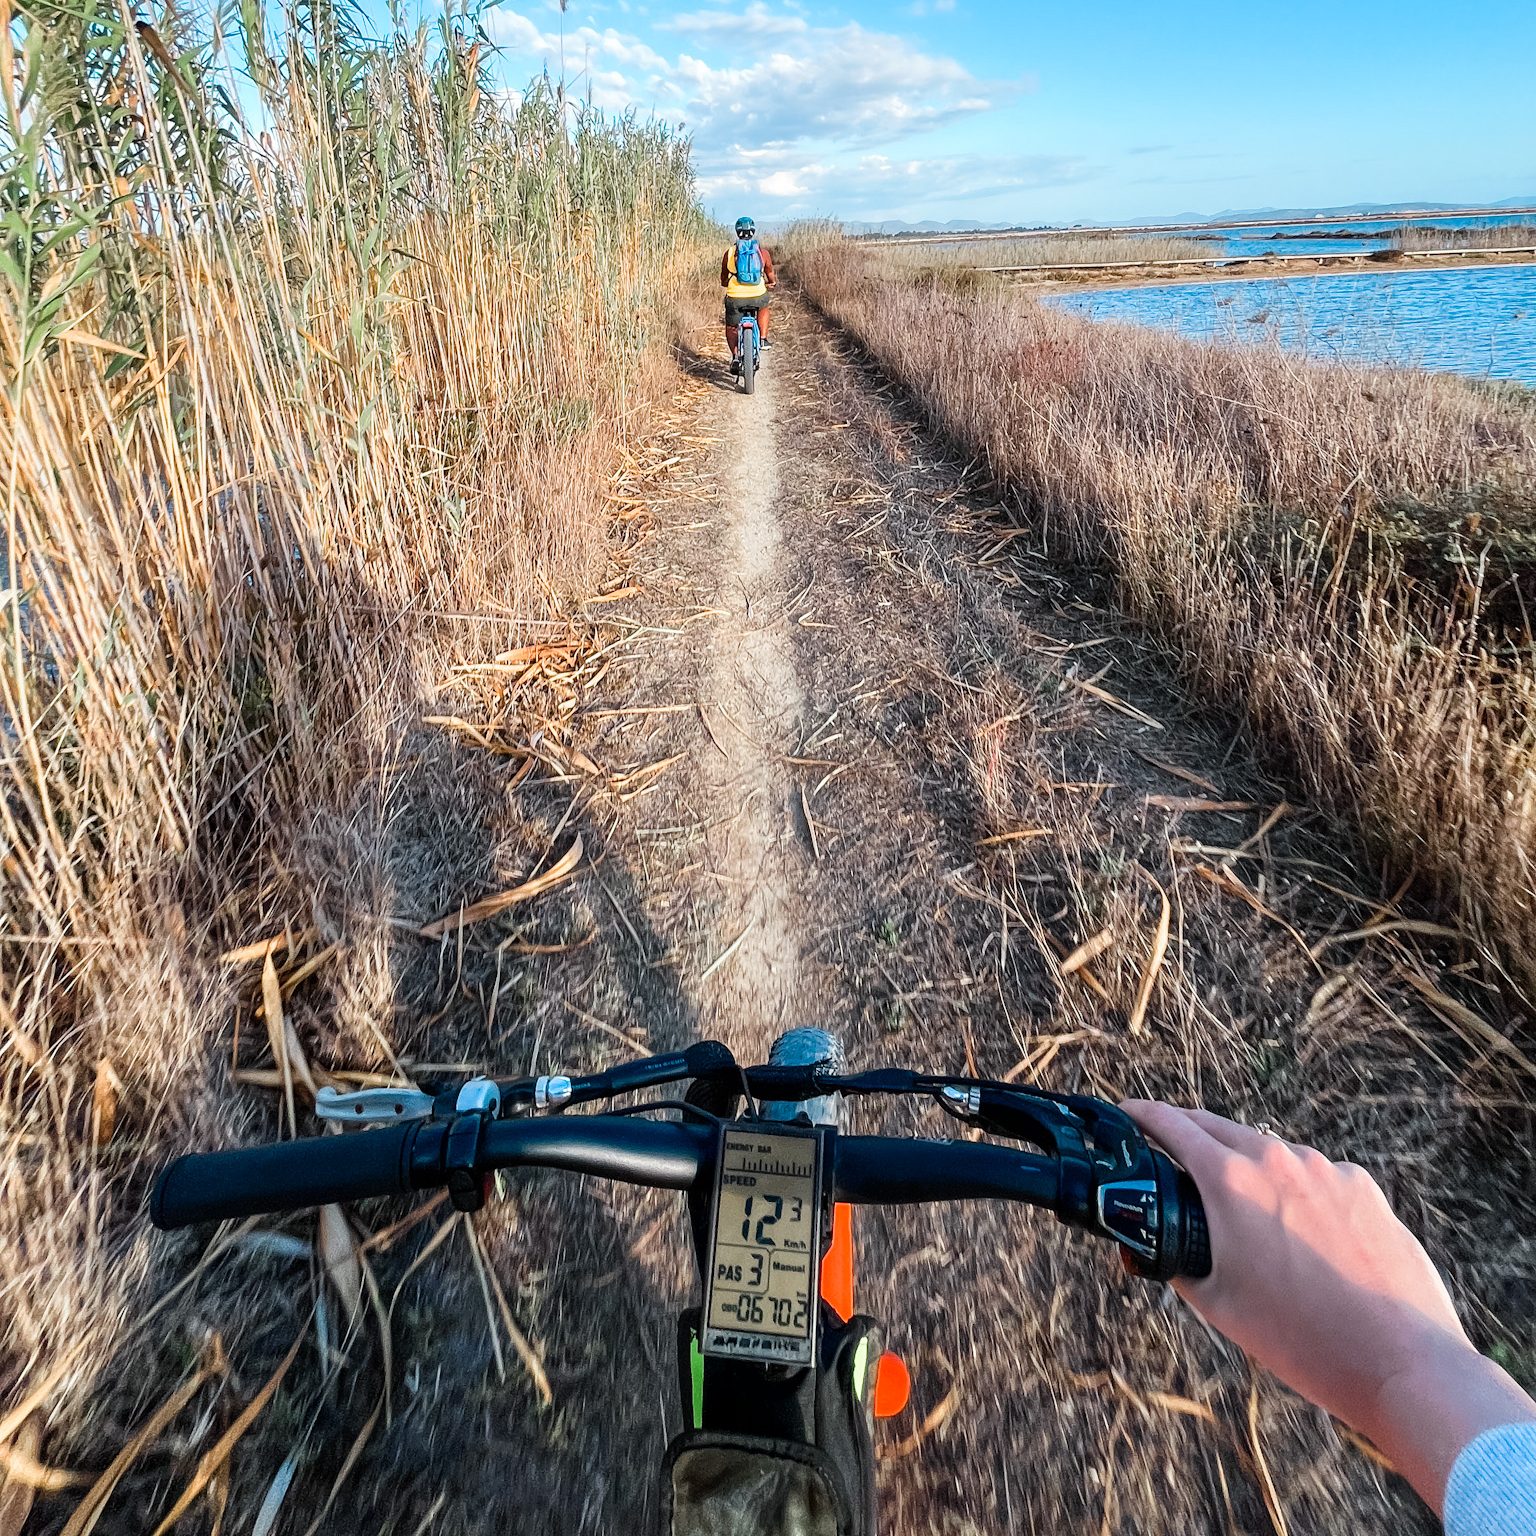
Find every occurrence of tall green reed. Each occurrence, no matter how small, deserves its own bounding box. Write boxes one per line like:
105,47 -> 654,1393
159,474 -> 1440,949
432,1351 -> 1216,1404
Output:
0,0 -> 704,1435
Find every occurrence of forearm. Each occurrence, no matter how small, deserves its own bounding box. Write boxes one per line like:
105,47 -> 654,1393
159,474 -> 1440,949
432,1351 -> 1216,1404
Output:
1123,1102 -> 1536,1521
1366,1330 -> 1536,1513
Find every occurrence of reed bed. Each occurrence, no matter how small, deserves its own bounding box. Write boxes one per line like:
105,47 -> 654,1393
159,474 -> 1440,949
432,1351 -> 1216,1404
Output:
789,231 -> 1536,1005
868,231 -> 1210,269
0,0 -> 702,1498
1393,222 -> 1536,251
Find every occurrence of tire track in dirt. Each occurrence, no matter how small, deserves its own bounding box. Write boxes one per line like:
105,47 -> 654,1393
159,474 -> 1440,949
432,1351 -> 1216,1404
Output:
692,358 -> 817,1054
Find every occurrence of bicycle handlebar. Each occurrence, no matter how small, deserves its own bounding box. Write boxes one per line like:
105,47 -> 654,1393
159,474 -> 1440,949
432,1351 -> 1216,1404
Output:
149,1118 -> 705,1228
152,1112 -> 1069,1228
150,1120 -> 1070,1229
149,1115 -> 1208,1281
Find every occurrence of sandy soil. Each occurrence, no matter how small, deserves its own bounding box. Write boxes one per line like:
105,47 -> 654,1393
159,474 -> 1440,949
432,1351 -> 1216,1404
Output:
58,299 -> 1535,1536
690,355 -> 818,1052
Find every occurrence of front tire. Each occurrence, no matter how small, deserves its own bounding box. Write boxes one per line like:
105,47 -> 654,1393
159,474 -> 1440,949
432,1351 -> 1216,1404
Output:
764,1028 -> 844,1127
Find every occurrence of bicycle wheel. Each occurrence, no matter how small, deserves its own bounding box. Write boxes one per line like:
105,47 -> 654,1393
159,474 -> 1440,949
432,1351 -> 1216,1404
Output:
763,1028 -> 844,1127
740,324 -> 757,395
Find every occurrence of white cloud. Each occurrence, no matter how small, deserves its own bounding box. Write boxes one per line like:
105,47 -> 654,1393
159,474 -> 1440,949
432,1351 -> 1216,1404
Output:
484,4 -> 1007,145
481,2 -> 1058,217
696,149 -> 1094,219
659,3 -> 815,40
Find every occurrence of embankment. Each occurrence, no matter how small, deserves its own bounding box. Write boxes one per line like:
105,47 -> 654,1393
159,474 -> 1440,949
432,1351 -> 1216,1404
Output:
789,233 -> 1536,1016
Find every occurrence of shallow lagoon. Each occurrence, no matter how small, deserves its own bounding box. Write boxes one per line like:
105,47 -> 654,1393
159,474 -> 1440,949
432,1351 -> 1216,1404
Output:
1196,213 -> 1534,258
1048,265 -> 1536,385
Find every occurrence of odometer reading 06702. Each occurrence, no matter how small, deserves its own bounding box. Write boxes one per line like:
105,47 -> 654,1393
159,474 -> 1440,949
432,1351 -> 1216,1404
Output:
703,1126 -> 822,1365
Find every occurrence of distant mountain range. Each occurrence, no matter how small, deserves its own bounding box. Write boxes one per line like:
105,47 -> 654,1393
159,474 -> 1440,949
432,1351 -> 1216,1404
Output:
843,218 -> 1020,235
844,198 -> 1536,239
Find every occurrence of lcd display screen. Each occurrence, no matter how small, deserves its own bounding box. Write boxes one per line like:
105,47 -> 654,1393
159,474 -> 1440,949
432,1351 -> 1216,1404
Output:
703,1126 -> 821,1365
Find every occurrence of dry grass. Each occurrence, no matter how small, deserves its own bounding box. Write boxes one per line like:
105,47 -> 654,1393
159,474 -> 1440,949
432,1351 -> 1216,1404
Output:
788,231 -> 1536,1009
775,327 -> 1532,1533
1393,222 -> 1536,251
866,231 -> 1210,270
1,0 -> 703,1497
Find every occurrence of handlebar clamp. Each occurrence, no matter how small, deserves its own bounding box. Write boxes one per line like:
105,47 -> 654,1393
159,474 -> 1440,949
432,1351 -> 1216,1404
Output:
444,1112 -> 493,1212
405,1111 -> 497,1213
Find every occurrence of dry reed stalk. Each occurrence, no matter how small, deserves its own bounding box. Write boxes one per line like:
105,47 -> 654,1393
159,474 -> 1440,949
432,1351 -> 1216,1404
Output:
1,0 -> 708,1502
1393,222 -> 1536,251
1127,870 -> 1172,1036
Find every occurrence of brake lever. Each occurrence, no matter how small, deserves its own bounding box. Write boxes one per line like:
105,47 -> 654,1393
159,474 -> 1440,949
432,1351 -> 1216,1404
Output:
317,1076 -> 510,1127
316,1085 -> 437,1125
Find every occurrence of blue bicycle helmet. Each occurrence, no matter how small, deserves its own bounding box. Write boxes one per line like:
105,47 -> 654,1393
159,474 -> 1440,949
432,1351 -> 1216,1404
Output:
735,215 -> 756,237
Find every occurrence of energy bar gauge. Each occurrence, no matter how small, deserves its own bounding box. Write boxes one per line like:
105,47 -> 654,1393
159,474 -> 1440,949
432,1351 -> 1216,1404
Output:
702,1124 -> 824,1366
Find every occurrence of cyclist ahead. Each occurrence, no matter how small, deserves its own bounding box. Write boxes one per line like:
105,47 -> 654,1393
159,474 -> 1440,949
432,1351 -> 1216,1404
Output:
722,215 -> 776,371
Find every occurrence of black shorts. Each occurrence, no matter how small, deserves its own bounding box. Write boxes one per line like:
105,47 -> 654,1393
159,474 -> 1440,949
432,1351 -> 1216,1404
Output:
724,295 -> 770,324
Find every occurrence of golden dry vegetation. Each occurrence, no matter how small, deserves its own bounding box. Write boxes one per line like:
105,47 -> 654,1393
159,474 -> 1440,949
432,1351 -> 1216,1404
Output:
1392,222 -> 1536,251
0,1 -> 704,1520
865,231 -> 1212,270
789,230 -> 1536,1016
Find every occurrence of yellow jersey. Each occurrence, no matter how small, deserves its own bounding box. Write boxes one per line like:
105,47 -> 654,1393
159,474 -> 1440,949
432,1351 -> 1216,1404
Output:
723,242 -> 772,300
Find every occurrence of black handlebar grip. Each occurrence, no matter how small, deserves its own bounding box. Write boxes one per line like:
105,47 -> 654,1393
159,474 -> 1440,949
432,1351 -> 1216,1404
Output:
1175,1170 -> 1212,1279
1124,1154 -> 1213,1282
150,1125 -> 420,1229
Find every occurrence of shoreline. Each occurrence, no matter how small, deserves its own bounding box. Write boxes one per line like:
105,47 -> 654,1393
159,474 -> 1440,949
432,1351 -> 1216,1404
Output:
872,206 -> 1536,245
1010,248 -> 1536,294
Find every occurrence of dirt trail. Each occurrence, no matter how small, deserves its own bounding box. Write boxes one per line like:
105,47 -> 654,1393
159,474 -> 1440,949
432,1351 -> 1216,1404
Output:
302,297 -> 1533,1536
692,361 -> 815,1052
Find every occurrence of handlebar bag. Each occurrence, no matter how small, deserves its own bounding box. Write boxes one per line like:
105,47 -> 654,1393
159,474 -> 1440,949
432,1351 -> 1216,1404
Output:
665,1311 -> 878,1536
666,1432 -> 850,1536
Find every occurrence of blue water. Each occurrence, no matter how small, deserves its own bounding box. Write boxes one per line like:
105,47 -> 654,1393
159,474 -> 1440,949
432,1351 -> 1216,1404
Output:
1208,235 -> 1376,257
1193,213 -> 1534,259
1047,265 -> 1536,385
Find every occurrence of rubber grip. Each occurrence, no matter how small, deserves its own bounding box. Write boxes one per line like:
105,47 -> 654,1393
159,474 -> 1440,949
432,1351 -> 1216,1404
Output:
1175,1169 -> 1213,1279
150,1125 -> 418,1229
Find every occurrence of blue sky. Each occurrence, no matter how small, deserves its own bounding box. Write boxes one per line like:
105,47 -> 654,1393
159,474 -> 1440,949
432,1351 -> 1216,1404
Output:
471,0 -> 1536,225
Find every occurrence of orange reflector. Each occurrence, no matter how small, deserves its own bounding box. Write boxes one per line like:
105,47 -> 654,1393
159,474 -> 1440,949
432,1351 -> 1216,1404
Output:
872,1352 -> 911,1419
821,1202 -> 855,1322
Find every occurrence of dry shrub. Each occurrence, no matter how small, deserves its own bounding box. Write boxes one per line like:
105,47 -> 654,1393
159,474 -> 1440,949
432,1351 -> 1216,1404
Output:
1,0 -> 704,1441
788,231 -> 1536,997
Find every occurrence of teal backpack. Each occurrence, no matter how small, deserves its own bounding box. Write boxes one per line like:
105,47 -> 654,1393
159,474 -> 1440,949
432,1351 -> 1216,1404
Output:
735,237 -> 764,286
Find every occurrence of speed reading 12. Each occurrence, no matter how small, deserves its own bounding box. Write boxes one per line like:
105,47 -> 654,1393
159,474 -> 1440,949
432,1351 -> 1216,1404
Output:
702,1124 -> 825,1365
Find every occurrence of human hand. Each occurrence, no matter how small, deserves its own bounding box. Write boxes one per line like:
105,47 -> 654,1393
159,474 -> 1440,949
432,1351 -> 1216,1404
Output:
1123,1101 -> 1534,1508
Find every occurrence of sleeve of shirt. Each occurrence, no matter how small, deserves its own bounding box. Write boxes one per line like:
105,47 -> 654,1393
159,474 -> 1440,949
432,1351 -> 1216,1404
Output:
1444,1422 -> 1536,1535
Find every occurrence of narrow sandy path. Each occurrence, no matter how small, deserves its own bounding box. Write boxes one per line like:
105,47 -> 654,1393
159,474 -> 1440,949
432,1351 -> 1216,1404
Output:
694,363 -> 812,1052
